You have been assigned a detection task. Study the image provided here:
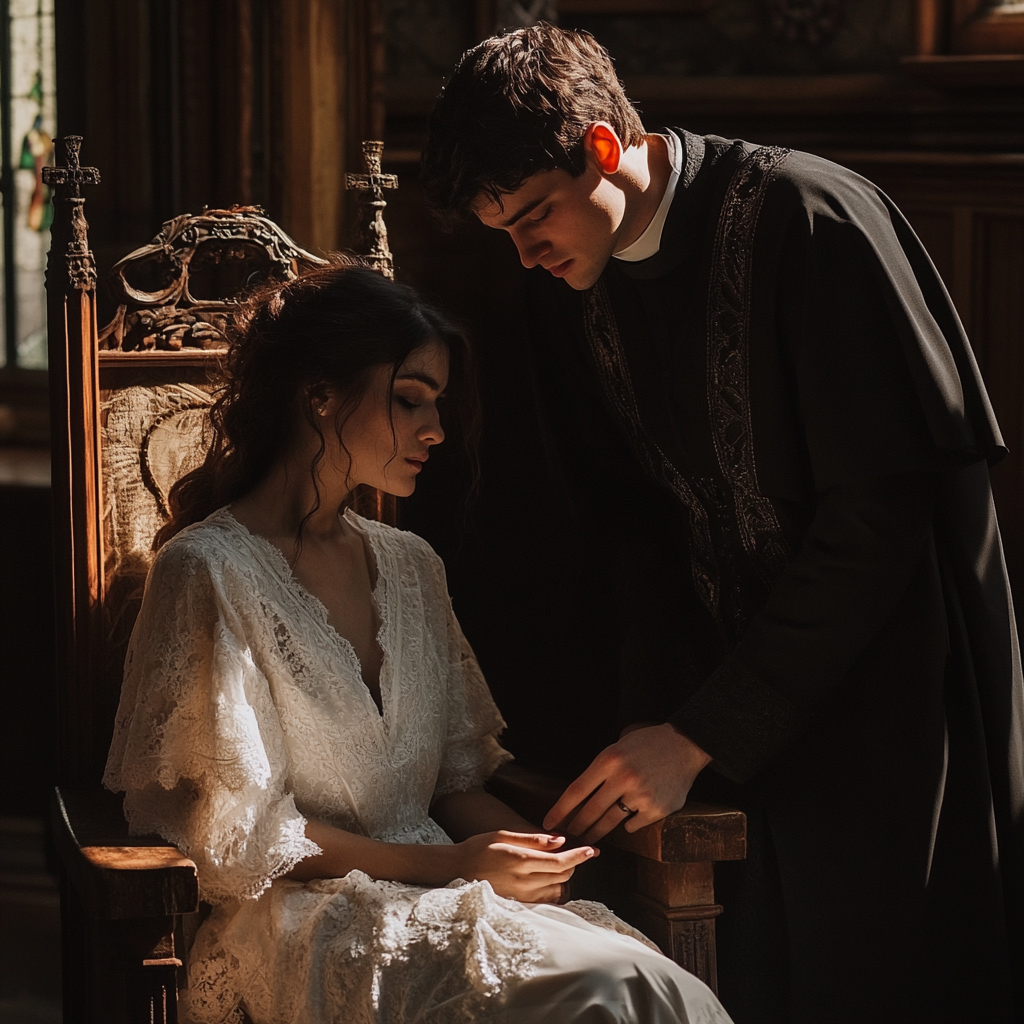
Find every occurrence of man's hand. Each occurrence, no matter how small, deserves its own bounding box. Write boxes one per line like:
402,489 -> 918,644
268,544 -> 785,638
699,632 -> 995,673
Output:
542,724 -> 712,843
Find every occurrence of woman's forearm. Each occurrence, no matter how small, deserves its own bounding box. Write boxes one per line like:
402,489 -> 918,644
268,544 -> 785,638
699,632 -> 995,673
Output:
287,789 -> 551,886
430,787 -> 543,842
287,799 -> 595,903
286,818 -> 460,886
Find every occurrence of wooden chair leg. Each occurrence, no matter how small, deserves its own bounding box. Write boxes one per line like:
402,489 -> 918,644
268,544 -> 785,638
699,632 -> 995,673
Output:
630,859 -> 722,994
121,917 -> 181,1024
59,866 -> 93,1024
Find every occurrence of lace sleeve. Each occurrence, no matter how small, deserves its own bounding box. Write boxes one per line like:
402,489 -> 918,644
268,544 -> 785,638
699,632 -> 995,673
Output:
102,536 -> 320,903
425,546 -> 513,797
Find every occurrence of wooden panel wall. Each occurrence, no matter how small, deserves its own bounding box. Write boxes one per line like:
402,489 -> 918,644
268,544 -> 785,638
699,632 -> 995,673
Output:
270,0 -> 384,256
54,0 -> 383,323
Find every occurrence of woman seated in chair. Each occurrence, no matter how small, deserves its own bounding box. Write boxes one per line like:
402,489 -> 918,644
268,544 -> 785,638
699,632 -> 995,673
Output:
104,262 -> 732,1024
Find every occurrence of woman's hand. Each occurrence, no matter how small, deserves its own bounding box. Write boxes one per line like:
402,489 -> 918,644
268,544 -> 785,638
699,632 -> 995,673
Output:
452,830 -> 598,903
289,813 -> 596,898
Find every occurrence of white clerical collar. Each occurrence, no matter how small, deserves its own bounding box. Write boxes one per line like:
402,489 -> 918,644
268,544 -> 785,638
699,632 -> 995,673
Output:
612,132 -> 682,263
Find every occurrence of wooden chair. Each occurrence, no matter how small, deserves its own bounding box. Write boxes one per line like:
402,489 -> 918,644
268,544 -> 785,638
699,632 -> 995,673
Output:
43,134 -> 331,1023
44,135 -> 746,1023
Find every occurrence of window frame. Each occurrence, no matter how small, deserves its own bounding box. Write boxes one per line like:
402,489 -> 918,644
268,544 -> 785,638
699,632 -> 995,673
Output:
951,0 -> 1024,55
1,0 -> 55,381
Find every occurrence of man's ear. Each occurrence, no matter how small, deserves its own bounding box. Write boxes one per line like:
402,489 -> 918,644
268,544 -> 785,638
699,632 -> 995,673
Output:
584,122 -> 623,176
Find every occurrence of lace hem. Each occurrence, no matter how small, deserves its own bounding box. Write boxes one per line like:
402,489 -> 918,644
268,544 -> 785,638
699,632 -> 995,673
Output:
183,872 -> 545,1024
119,788 -> 322,904
205,814 -> 322,904
562,900 -> 663,953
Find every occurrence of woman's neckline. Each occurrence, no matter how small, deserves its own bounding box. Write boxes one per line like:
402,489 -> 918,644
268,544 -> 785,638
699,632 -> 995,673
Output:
220,503 -> 379,587
217,505 -> 390,719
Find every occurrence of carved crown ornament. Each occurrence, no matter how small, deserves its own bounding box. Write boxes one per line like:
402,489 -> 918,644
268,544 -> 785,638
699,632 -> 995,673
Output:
98,207 -> 328,354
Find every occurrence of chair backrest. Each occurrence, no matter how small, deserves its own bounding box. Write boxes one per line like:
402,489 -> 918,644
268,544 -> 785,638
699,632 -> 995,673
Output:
44,136 -> 397,788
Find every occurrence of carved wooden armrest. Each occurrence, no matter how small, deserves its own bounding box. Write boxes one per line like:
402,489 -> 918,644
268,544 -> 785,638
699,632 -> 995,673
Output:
52,786 -> 199,919
52,786 -> 199,1023
487,762 -> 746,991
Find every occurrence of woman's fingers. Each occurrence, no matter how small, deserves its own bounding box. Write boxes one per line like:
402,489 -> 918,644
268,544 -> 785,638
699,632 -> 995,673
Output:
492,830 -> 566,850
556,845 -> 599,869
460,831 -> 600,902
493,842 -> 598,873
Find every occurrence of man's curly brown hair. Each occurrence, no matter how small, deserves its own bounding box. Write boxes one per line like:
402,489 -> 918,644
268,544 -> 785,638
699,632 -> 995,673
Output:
421,24 -> 645,223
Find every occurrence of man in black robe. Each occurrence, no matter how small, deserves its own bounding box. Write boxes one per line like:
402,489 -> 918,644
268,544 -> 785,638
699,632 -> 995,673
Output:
420,24 -> 1023,1024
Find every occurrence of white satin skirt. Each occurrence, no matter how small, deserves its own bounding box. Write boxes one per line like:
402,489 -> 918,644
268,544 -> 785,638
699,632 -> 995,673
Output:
493,903 -> 733,1024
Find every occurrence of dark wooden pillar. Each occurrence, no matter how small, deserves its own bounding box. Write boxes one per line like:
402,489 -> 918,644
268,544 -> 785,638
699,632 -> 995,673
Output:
631,860 -> 722,991
42,136 -> 104,789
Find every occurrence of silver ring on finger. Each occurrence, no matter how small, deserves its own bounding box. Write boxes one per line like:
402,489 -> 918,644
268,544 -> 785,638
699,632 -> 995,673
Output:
615,798 -> 637,816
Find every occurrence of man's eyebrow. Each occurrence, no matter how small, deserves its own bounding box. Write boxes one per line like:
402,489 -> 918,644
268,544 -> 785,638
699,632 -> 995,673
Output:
501,195 -> 547,228
396,372 -> 441,391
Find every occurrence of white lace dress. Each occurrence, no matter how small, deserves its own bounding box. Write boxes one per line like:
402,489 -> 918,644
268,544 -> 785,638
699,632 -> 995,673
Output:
104,508 -> 732,1024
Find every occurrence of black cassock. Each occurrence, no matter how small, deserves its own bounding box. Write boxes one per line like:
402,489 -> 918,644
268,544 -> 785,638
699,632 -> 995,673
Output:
409,132 -> 1023,1023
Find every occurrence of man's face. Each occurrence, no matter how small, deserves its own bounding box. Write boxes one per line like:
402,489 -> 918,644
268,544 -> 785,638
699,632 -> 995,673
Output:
473,160 -> 627,291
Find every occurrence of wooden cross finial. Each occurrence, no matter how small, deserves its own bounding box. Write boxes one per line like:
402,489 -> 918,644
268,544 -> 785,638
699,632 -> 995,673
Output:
42,136 -> 101,292
42,136 -> 101,197
345,141 -> 398,280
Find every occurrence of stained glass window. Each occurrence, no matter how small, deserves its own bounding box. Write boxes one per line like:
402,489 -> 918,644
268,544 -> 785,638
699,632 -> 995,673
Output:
1,0 -> 56,370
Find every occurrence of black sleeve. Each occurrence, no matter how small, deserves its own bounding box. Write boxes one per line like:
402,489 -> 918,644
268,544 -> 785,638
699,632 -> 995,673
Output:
670,471 -> 936,782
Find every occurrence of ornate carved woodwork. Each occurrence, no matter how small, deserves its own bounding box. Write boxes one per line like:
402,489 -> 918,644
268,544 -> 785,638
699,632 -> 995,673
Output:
87,210 -> 328,716
42,136 -> 102,291
345,140 -> 398,280
43,136 -> 194,1024
97,208 -> 326,354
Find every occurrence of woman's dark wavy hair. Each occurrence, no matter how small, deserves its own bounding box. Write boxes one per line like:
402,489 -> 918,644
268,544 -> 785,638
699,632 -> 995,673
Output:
155,259 -> 477,550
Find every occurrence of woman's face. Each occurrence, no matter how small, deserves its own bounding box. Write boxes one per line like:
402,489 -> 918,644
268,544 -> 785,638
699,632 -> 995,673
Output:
319,339 -> 449,498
